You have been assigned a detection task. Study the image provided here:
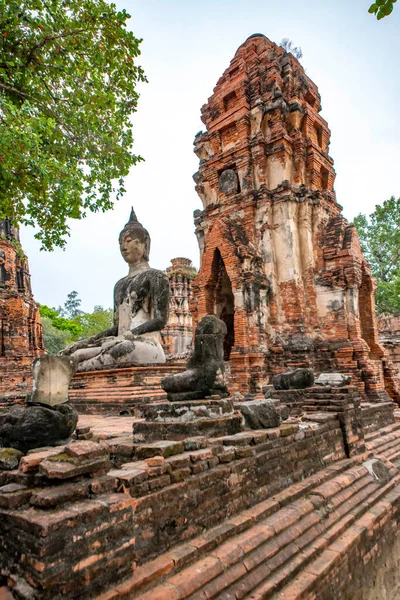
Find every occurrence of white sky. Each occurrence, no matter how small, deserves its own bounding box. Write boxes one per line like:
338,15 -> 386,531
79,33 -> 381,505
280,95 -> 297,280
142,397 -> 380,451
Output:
21,0 -> 400,312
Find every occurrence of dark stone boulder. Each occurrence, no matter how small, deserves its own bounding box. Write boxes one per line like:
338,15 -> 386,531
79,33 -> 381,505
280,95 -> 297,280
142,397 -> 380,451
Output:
0,403 -> 78,454
272,368 -> 314,390
162,315 -> 228,401
241,399 -> 289,429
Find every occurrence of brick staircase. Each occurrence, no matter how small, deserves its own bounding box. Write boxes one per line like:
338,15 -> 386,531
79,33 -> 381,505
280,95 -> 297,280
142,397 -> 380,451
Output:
88,421 -> 400,600
94,423 -> 400,600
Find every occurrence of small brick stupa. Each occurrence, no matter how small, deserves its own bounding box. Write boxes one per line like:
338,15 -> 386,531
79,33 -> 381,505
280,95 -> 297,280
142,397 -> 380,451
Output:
163,257 -> 197,356
191,34 -> 399,401
0,219 -> 43,399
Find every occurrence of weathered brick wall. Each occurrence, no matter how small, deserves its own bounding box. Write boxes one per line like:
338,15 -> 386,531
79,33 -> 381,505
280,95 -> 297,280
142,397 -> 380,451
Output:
0,221 -> 43,397
162,258 -> 197,356
190,34 -> 400,402
117,421 -> 346,562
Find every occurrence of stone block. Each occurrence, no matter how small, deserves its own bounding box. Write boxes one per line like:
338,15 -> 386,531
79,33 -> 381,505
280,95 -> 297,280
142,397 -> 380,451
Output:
241,399 -> 288,429
19,446 -> 66,472
0,483 -> 33,509
0,448 -> 23,470
29,354 -> 76,407
65,441 -> 107,461
39,454 -> 110,480
136,441 -> 184,460
272,368 -> 314,390
30,481 -> 90,508
315,373 -> 352,387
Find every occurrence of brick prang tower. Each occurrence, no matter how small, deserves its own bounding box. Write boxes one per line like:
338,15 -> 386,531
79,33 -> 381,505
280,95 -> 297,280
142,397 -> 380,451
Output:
0,219 -> 43,398
191,34 -> 400,401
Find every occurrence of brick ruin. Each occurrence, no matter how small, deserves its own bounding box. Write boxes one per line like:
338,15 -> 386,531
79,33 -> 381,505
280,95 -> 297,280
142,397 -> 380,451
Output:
379,315 -> 400,379
0,220 -> 43,400
163,257 -> 197,356
190,34 -> 399,401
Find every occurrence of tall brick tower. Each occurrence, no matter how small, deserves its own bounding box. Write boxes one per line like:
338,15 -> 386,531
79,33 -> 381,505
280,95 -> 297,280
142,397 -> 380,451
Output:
191,34 -> 399,400
0,220 -> 43,398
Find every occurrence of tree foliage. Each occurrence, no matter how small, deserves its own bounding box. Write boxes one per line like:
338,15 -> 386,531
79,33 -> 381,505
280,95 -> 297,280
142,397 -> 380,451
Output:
40,315 -> 72,354
60,290 -> 82,318
369,0 -> 397,19
39,303 -> 82,336
353,196 -> 400,316
71,305 -> 113,339
0,0 -> 146,250
39,291 -> 113,353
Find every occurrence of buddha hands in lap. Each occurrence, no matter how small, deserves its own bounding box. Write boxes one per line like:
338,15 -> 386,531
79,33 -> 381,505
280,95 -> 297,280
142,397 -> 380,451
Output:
61,209 -> 169,371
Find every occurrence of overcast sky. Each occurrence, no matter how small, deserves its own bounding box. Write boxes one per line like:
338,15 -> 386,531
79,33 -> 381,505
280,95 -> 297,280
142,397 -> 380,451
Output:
21,0 -> 400,312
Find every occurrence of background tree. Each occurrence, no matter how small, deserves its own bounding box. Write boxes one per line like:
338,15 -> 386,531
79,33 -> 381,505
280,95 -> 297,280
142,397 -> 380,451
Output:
280,38 -> 303,60
71,305 -> 113,338
39,303 -> 82,337
62,290 -> 83,318
0,0 -> 146,250
39,298 -> 113,353
353,196 -> 400,316
40,315 -> 73,354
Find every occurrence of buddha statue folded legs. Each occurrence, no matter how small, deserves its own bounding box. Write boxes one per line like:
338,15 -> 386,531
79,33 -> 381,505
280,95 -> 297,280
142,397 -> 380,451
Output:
60,209 -> 169,371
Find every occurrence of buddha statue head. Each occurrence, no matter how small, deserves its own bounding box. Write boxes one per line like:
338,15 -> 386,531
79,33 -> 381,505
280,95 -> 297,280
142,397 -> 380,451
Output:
119,208 -> 151,265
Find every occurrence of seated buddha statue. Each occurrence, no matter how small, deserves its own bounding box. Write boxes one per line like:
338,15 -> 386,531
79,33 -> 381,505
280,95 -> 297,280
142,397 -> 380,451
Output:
61,209 -> 169,371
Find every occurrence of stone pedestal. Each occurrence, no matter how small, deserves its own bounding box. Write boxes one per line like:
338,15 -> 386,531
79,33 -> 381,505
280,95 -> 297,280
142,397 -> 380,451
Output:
133,397 -> 242,441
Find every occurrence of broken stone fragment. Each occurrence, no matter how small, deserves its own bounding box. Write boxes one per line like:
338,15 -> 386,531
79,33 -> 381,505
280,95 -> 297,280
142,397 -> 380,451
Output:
28,354 -> 76,407
240,399 -> 289,429
0,448 -> 24,470
272,368 -> 314,390
314,372 -> 352,387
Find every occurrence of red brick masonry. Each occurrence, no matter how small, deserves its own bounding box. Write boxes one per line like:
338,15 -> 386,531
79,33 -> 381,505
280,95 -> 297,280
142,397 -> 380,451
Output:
0,221 -> 43,399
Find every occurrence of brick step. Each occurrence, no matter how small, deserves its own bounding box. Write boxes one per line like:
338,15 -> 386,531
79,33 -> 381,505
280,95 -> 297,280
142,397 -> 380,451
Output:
272,482 -> 400,599
366,426 -> 400,454
373,435 -> 400,457
69,392 -> 166,402
128,464 -> 400,600
93,457 -> 368,600
69,388 -> 164,397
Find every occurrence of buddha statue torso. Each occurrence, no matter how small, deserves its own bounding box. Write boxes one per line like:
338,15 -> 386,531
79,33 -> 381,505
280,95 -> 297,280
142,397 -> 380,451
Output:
61,210 -> 169,371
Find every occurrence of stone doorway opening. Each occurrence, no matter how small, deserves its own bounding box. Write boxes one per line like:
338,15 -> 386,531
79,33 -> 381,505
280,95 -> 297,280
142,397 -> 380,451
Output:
206,248 -> 235,360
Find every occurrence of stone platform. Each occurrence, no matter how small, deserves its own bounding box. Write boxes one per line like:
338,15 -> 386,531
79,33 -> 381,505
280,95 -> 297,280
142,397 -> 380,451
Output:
133,398 -> 242,441
68,363 -> 185,415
